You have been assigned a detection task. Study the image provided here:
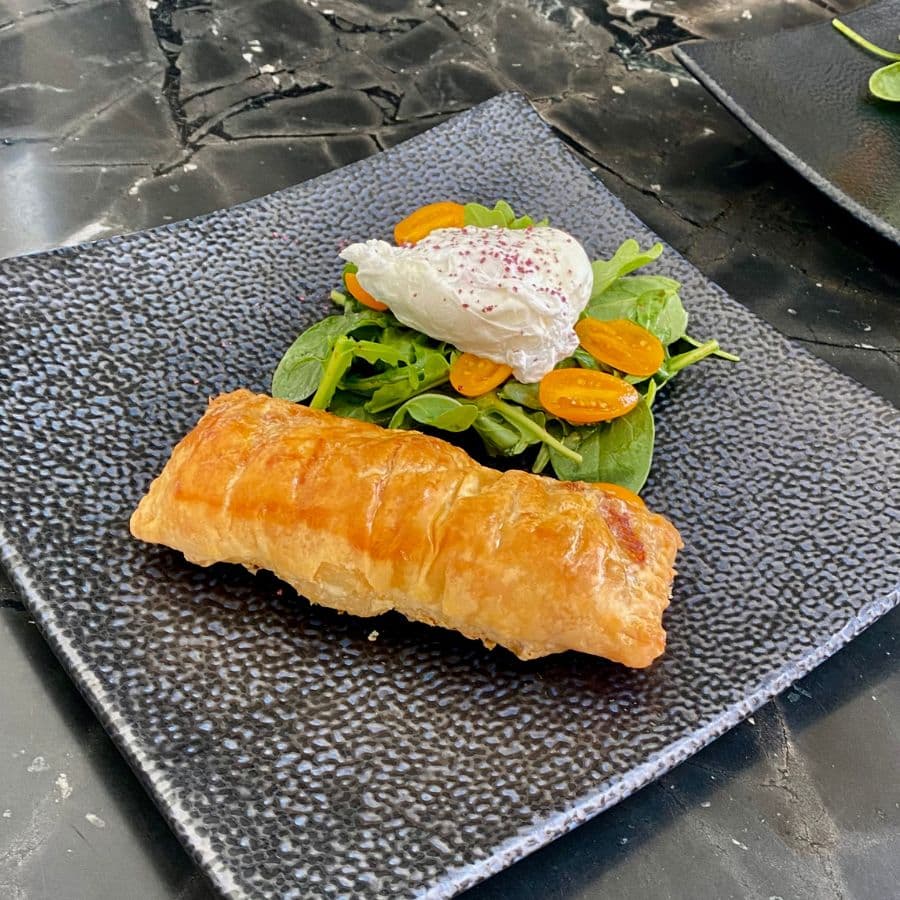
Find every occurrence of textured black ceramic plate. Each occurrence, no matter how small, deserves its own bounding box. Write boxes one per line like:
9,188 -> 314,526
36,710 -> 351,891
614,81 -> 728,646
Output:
0,93 -> 898,900
676,0 -> 900,245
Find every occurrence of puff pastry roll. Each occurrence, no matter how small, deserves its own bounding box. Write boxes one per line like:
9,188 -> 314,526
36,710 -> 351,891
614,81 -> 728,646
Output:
131,390 -> 682,666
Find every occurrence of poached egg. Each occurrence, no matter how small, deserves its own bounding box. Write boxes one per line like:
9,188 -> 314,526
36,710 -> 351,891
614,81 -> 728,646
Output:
340,225 -> 593,383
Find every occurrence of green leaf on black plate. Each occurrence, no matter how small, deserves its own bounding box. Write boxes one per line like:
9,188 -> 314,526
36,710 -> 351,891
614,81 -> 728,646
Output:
585,276 -> 688,346
498,380 -> 543,410
549,398 -> 655,492
590,240 -> 664,297
463,200 -> 547,229
389,394 -> 479,432
271,310 -> 389,402
870,61 -> 900,101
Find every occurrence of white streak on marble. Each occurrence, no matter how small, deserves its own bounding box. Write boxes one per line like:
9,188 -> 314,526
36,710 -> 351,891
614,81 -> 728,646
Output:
0,83 -> 72,94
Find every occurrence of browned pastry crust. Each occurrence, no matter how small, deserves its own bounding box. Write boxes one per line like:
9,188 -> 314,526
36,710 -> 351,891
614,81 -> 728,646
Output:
130,390 -> 682,666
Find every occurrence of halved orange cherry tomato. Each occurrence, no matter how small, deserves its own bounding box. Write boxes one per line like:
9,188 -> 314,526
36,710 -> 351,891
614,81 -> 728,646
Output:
345,271 -> 388,311
394,201 -> 465,245
450,353 -> 512,397
574,318 -> 664,377
595,482 -> 645,507
539,369 -> 639,425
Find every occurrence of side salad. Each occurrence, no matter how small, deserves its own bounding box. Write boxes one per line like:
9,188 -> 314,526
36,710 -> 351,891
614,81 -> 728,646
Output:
272,201 -> 737,493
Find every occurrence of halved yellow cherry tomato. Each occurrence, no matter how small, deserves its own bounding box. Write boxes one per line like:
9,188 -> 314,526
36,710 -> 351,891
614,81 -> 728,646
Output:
345,271 -> 388,311
450,353 -> 512,397
394,201 -> 465,245
575,318 -> 664,377
538,369 -> 639,425
595,482 -> 645,507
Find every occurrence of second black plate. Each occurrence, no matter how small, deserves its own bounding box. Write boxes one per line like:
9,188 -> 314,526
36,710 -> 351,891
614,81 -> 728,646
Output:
676,0 -> 900,245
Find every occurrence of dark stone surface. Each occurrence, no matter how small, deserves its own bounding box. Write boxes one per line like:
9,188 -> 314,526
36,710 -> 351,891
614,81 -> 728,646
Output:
0,1 -> 897,899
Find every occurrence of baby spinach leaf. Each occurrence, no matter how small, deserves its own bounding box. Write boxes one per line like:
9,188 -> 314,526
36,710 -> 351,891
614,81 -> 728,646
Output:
271,311 -> 388,402
590,240 -> 664,297
329,390 -> 377,422
633,290 -> 688,346
379,327 -> 423,357
585,275 -> 688,347
389,394 -> 479,432
571,347 -> 601,370
549,398 -> 654,492
498,380 -> 543,409
591,275 -> 679,308
870,62 -> 900,101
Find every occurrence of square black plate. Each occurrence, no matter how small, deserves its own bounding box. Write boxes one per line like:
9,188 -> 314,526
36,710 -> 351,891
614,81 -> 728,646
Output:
0,93 -> 897,899
675,0 -> 900,245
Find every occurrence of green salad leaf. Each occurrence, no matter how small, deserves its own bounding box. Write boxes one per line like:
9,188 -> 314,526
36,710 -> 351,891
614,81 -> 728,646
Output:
585,274 -> 688,346
590,239 -> 664,297
463,200 -> 547,229
498,380 -> 542,410
272,310 -> 389,402
271,208 -> 738,494
310,335 -> 356,409
549,398 -> 655,492
389,394 -> 479,431
870,61 -> 900,101
365,344 -> 451,413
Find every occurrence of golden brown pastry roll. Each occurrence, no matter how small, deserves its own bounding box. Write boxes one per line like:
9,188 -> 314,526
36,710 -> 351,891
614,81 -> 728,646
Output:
130,390 -> 682,667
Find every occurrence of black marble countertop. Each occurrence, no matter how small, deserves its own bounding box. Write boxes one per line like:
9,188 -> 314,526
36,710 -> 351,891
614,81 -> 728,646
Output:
1,1 -> 898,898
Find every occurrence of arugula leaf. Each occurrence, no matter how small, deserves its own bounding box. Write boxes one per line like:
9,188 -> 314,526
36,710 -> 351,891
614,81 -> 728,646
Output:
351,339 -> 409,366
682,334 -> 740,362
365,345 -> 451,413
590,240 -> 664,297
549,398 -> 655,492
832,17 -> 900,62
476,393 -> 580,462
389,394 -> 479,432
271,310 -> 389,402
310,336 -> 356,409
654,338 -> 731,388
463,200 -> 547,229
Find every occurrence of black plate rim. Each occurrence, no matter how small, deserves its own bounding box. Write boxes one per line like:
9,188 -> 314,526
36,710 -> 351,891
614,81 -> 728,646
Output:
674,37 -> 900,248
